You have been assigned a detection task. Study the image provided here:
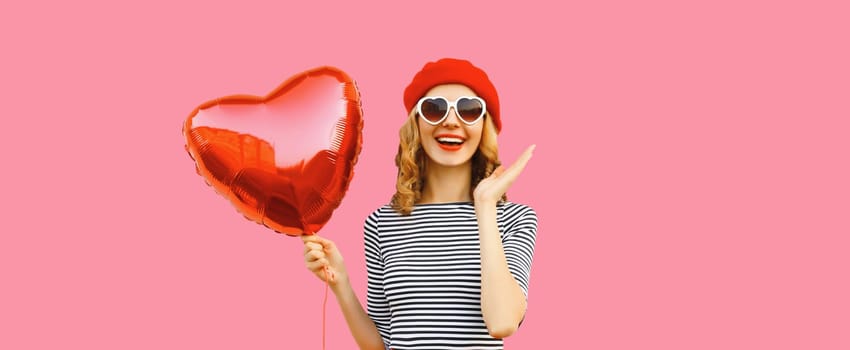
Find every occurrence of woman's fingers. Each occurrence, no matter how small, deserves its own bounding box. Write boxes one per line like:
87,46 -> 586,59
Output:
475,145 -> 536,203
306,249 -> 324,261
492,165 -> 506,178
303,235 -> 332,261
302,234 -> 336,250
301,234 -> 341,284
303,242 -> 321,254
496,144 -> 535,186
302,235 -> 316,252
304,242 -> 323,251
315,236 -> 336,250
306,258 -> 329,271
303,234 -> 327,244
505,145 -> 535,177
306,259 -> 335,283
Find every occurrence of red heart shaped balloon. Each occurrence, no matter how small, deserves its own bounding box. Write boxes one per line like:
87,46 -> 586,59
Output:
183,66 -> 363,236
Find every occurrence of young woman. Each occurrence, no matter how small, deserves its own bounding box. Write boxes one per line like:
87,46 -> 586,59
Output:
303,58 -> 538,350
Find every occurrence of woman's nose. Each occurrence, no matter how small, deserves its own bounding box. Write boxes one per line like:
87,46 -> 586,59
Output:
442,107 -> 461,127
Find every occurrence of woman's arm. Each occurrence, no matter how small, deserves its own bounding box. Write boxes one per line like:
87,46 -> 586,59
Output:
331,280 -> 386,350
303,235 -> 385,350
473,145 -> 536,338
476,203 -> 528,338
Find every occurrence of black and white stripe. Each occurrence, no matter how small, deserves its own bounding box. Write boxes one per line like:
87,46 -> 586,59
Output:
364,202 -> 538,350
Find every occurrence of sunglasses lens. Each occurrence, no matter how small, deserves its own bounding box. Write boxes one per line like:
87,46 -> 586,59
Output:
457,97 -> 485,123
420,98 -> 448,123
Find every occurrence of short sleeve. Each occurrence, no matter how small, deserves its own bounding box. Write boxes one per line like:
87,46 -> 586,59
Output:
501,204 -> 538,298
363,209 -> 391,346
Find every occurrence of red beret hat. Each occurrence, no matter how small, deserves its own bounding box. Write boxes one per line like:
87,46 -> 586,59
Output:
403,58 -> 501,132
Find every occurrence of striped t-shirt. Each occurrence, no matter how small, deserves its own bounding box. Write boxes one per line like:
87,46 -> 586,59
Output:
364,201 -> 538,350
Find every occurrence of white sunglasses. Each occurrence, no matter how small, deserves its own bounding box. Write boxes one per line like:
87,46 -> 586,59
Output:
415,96 -> 487,125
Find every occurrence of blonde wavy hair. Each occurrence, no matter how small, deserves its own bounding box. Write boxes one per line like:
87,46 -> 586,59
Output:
390,111 -> 505,215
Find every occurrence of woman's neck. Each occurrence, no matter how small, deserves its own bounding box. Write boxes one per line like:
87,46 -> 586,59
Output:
419,161 -> 472,204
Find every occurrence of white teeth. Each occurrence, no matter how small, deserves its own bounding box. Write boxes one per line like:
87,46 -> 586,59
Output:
437,137 -> 464,144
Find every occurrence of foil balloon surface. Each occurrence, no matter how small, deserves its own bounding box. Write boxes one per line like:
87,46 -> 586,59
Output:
183,66 -> 363,235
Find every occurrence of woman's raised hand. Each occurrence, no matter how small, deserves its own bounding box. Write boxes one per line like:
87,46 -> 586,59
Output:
473,144 -> 535,205
302,235 -> 349,288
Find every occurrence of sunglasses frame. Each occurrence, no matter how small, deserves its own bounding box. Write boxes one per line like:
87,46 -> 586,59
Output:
415,96 -> 487,126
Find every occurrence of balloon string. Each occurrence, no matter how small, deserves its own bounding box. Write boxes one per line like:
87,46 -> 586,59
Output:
322,265 -> 332,350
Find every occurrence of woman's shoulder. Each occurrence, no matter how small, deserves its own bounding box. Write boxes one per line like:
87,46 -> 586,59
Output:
500,201 -> 536,215
498,201 -> 538,226
368,204 -> 398,217
363,205 -> 394,237
364,204 -> 407,225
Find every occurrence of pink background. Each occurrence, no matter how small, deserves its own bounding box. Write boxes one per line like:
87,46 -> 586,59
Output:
2,0 -> 848,349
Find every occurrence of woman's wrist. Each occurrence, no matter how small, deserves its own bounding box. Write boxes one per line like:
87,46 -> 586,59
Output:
474,198 -> 498,212
330,273 -> 352,295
